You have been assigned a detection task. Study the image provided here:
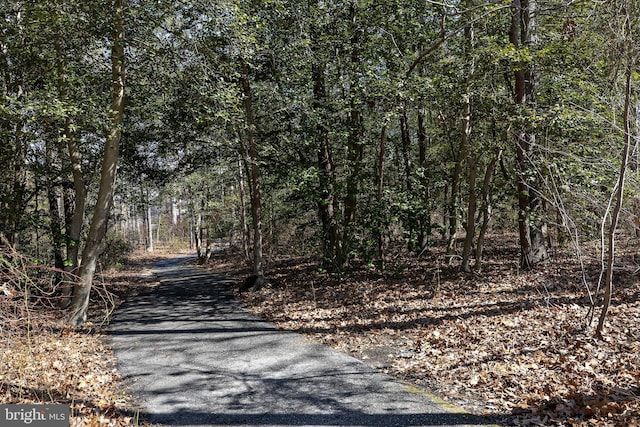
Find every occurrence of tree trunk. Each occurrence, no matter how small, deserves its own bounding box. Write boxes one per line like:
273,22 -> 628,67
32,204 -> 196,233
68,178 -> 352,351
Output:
55,28 -> 83,313
399,104 -> 415,251
596,27 -> 634,337
311,57 -> 338,267
68,0 -> 125,326
45,136 -> 65,271
55,32 -> 85,280
156,205 -> 161,245
510,0 -> 548,269
474,154 -> 498,271
338,2 -> 365,267
196,197 -> 207,264
240,61 -> 263,277
308,0 -> 338,268
416,107 -> 430,251
461,154 -> 477,272
193,207 -> 203,259
146,203 -> 154,252
237,155 -> 250,261
376,125 -> 387,270
460,2 -> 476,272
446,141 -> 463,256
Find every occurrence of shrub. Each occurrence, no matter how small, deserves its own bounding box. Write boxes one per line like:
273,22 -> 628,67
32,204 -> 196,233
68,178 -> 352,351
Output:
99,234 -> 134,269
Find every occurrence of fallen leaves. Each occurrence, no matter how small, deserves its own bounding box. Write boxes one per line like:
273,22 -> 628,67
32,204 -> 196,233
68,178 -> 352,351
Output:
0,330 -> 136,426
0,250 -> 169,426
231,244 -> 640,426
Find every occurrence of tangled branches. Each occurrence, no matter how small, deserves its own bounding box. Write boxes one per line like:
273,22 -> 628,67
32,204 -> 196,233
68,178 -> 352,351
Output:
0,243 -> 75,338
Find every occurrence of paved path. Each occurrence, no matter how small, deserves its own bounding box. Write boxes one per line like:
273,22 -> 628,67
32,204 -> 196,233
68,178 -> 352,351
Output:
109,256 -> 493,427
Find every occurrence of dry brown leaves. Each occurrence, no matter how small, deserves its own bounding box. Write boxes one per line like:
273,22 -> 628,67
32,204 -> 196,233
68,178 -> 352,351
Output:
1,330 -> 137,426
233,246 -> 640,426
0,250 -> 171,426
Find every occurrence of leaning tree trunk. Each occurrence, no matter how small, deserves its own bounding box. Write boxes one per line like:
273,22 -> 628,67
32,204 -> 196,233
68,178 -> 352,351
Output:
68,0 -> 125,326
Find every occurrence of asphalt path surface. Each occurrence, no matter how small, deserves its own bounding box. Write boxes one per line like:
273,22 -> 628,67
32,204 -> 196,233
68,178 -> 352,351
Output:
109,256 -> 494,427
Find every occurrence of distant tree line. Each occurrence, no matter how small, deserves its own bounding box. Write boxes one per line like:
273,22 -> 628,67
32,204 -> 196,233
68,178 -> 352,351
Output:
1,0 -> 638,331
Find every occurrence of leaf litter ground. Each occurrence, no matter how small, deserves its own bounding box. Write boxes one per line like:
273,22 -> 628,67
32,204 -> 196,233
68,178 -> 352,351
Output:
213,239 -> 640,427
0,251 -> 177,426
4,242 -> 639,426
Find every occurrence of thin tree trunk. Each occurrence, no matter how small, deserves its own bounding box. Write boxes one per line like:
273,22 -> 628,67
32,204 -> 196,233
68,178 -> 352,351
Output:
461,155 -> 477,272
446,143 -> 463,256
240,61 -> 263,277
198,198 -> 207,263
146,203 -> 154,253
68,0 -> 125,326
399,104 -> 415,251
194,207 -> 203,260
596,35 -> 634,337
237,155 -> 250,261
311,56 -> 338,267
376,125 -> 387,270
416,107 -> 429,251
156,206 -> 161,245
45,136 -> 65,271
460,12 -> 476,272
474,154 -> 498,271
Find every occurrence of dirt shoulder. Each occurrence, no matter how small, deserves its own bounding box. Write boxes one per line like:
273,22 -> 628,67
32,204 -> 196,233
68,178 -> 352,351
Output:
207,245 -> 640,427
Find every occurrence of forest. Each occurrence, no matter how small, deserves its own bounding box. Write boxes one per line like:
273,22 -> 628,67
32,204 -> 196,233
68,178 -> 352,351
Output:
1,0 -> 640,425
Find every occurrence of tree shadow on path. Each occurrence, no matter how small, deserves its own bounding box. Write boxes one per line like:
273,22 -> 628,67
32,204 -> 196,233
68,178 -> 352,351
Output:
109,256 -> 498,427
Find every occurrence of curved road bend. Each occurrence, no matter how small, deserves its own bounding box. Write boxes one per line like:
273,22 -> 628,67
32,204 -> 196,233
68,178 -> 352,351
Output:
109,256 -> 495,427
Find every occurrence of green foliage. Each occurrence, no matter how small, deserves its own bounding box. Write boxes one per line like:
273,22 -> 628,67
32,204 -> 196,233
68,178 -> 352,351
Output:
99,234 -> 135,270
5,0 -> 640,277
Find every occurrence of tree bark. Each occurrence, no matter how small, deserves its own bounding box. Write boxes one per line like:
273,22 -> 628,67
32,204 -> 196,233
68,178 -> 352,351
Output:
45,135 -> 65,271
460,13 -> 476,272
55,32 -> 85,282
446,135 -> 463,257
338,2 -> 365,267
399,104 -> 416,251
68,0 -> 125,326
311,57 -> 338,267
461,153 -> 477,272
474,154 -> 498,271
240,61 -> 263,277
596,21 -> 634,337
510,0 -> 548,269
416,107 -> 430,251
237,155 -> 250,261
376,125 -> 387,270
146,202 -> 154,252
63,113 -> 85,273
